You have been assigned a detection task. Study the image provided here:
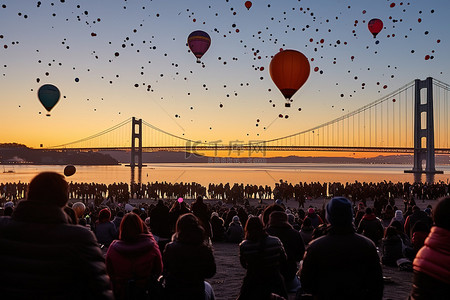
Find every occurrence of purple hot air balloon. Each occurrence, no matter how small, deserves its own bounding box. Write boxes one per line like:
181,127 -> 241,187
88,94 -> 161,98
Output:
187,30 -> 211,63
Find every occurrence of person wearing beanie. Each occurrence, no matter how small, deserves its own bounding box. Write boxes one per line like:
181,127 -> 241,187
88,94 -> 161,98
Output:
0,172 -> 113,299
390,209 -> 405,227
300,197 -> 383,299
266,211 -> 305,293
304,207 -> 323,228
226,215 -> 244,243
357,207 -> 385,246
410,196 -> 450,299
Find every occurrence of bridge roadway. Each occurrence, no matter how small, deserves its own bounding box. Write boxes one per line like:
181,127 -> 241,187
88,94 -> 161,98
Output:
42,146 -> 450,154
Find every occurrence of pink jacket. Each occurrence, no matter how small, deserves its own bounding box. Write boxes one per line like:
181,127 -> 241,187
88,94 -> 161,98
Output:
413,226 -> 450,285
106,234 -> 163,299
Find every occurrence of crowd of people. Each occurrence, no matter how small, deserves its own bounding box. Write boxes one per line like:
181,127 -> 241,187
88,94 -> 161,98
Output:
2,179 -> 450,206
0,172 -> 449,299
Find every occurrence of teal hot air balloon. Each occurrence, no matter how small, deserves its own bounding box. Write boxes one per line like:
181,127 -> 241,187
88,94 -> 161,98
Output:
38,84 -> 60,116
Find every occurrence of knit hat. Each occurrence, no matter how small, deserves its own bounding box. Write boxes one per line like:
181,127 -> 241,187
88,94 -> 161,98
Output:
232,215 -> 240,223
394,210 -> 403,221
308,208 -> 315,214
268,211 -> 289,226
326,197 -> 353,227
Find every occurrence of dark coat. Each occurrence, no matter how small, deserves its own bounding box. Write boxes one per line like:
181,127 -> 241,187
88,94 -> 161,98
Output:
0,200 -> 113,299
300,226 -> 383,300
357,213 -> 384,245
106,234 -> 163,300
163,239 -> 216,300
381,235 -> 404,266
150,201 -> 170,238
266,222 -> 305,281
238,235 -> 288,300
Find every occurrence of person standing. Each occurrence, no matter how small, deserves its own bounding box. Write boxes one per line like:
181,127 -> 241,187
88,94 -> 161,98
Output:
0,172 -> 113,299
300,197 -> 383,299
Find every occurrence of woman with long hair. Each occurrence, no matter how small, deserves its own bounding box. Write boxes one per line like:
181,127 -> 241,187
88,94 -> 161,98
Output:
238,216 -> 288,300
106,213 -> 163,300
162,213 -> 216,300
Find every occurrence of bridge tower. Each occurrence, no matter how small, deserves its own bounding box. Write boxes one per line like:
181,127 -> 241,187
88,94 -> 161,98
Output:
405,77 -> 443,175
130,117 -> 143,168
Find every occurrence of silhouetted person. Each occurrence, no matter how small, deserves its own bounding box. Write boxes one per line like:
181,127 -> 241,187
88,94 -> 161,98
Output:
163,213 -> 216,300
106,212 -> 162,300
300,197 -> 383,299
238,216 -> 288,300
0,172 -> 113,299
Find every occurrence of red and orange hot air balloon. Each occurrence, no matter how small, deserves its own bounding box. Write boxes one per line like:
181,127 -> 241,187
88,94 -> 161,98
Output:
187,30 -> 211,63
269,49 -> 310,107
245,1 -> 252,10
368,18 -> 383,38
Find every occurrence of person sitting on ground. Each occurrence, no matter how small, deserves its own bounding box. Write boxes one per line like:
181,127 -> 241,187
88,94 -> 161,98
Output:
390,209 -> 405,228
381,226 -> 406,267
357,207 -> 385,246
0,172 -> 113,299
106,212 -> 163,300
300,217 -> 315,246
226,215 -> 244,243
410,196 -> 450,299
411,220 -> 430,253
404,205 -> 432,239
210,211 -> 225,242
238,216 -> 288,300
300,197 -> 383,299
304,207 -> 323,229
163,213 -> 216,300
112,210 -> 124,229
266,211 -> 305,293
95,208 -> 118,248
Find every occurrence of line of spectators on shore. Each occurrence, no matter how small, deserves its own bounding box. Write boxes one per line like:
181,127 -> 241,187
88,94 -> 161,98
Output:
1,172 -> 449,299
2,178 -> 450,206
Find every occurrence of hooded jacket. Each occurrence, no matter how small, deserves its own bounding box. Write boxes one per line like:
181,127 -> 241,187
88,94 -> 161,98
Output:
106,234 -> 163,299
357,213 -> 384,245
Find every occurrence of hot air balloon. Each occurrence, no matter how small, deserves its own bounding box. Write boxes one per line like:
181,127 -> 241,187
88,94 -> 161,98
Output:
245,1 -> 252,10
368,18 -> 383,38
269,50 -> 310,107
38,84 -> 61,116
187,30 -> 211,63
64,165 -> 76,177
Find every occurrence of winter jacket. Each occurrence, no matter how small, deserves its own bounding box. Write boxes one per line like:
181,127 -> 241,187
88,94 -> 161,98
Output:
0,200 -> 113,299
95,221 -> 117,247
106,234 -> 163,299
163,239 -> 216,300
238,235 -> 288,300
300,226 -> 383,300
357,213 -> 384,245
411,226 -> 450,299
381,235 -> 404,266
226,221 -> 244,243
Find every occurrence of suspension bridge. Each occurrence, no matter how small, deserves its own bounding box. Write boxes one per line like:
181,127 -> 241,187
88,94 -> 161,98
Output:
45,77 -> 450,174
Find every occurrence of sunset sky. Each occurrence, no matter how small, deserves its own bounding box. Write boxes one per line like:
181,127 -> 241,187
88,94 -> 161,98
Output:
1,0 -> 449,156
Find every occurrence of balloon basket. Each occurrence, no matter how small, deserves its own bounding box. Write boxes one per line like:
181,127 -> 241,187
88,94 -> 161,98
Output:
46,113 -> 51,117
196,59 -> 201,63
285,103 -> 291,108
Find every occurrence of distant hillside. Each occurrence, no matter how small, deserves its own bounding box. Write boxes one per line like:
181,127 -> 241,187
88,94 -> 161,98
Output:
0,143 -> 119,165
